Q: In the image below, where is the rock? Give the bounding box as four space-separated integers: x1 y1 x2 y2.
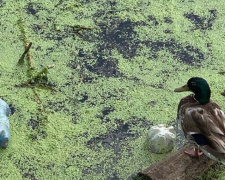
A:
147 124 176 154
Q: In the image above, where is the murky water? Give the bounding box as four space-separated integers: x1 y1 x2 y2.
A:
0 0 225 179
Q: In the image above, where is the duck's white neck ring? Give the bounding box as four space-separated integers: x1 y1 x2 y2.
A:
192 94 199 103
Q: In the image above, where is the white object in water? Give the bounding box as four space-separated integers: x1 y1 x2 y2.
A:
147 124 175 154
0 99 10 149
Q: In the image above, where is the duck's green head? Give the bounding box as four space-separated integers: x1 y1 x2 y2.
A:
174 77 211 104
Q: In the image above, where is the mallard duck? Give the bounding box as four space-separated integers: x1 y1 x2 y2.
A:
174 77 225 164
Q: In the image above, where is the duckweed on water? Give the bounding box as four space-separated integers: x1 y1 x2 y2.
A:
1 0 225 179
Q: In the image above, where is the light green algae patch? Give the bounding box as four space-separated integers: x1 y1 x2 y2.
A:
0 0 225 179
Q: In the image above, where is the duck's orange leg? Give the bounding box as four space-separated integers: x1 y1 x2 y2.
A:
184 147 203 157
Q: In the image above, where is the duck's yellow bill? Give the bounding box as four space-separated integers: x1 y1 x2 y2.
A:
174 84 190 92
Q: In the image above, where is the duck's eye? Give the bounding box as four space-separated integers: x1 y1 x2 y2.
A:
191 81 196 86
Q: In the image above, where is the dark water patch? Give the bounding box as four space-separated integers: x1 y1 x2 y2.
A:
184 10 217 30
148 15 159 26
85 56 121 77
109 21 135 46
148 101 157 107
86 121 135 151
94 8 141 57
69 44 123 78
82 162 120 180
27 113 48 130
164 29 172 34
28 118 39 130
44 31 69 41
27 114 48 141
70 19 138 78
150 83 164 89
70 55 122 79
29 129 47 141
15 157 38 180
87 117 152 151
71 112 80 124
164 17 173 24
54 0 64 7
70 13 162 78
96 105 115 122
102 106 114 116
70 7 209 77
22 172 37 180
84 117 152 178
26 3 41 15
47 100 69 112
82 161 108 177
161 70 172 78
99 20 138 59
109 0 117 7
27 3 37 15
8 104 15 115
78 93 88 103
0 0 5 7
108 173 120 180
81 76 95 83
32 24 43 34
45 163 55 171
78 49 85 57
144 39 204 65
33 23 89 41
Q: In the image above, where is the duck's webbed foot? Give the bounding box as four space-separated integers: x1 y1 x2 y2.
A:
184 147 203 157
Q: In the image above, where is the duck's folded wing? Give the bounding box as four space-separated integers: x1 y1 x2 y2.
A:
182 108 210 136
191 108 225 154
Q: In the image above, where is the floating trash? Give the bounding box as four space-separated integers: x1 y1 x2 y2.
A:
0 99 10 149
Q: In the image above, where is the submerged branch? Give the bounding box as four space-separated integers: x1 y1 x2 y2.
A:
27 64 55 84
18 42 32 66
17 17 34 69
16 16 55 105
16 64 55 91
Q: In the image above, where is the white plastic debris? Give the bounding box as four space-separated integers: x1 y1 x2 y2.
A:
0 99 10 149
147 124 176 154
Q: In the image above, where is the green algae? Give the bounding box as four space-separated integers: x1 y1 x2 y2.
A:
0 0 225 179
